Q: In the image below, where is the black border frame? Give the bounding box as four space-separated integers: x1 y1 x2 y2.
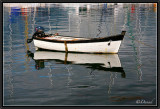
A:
1 1 159 109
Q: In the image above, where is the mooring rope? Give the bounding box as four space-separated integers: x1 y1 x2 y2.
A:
125 35 156 49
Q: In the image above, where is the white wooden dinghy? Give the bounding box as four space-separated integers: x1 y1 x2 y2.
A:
28 30 126 53
27 51 125 77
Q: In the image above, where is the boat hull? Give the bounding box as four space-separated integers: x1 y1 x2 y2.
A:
33 39 122 53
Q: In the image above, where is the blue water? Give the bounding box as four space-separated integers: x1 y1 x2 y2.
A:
3 3 157 106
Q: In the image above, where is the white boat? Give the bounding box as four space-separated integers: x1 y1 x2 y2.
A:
27 51 125 77
28 31 126 54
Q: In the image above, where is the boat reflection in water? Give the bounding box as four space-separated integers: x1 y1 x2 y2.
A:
27 50 125 78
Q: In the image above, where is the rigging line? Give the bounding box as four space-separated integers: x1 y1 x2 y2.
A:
96 7 104 37
126 35 156 49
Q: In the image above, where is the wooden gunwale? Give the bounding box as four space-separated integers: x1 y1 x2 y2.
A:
33 34 124 43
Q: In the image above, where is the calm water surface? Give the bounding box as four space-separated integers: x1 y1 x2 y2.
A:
3 3 157 106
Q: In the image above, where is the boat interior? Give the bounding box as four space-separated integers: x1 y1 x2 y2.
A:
41 35 90 41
